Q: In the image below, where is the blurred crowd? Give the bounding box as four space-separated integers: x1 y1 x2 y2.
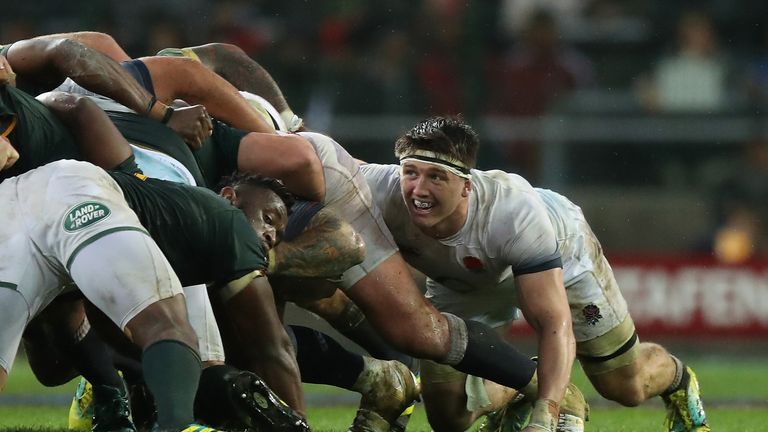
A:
4 0 768 260
7 0 768 117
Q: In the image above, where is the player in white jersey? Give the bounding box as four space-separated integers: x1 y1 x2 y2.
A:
361 116 710 432
0 157 213 432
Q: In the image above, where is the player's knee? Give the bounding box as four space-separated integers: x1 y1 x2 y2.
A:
32 367 78 388
126 296 197 349
27 357 78 387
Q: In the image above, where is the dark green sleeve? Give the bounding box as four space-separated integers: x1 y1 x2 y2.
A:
0 86 79 180
195 120 248 189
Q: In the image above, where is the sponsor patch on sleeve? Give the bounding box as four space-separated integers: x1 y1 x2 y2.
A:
63 201 112 232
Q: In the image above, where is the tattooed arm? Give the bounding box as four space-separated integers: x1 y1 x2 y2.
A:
270 208 365 279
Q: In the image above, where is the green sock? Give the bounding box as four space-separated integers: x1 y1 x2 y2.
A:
142 340 201 429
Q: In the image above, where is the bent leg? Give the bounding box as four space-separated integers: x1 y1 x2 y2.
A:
585 340 674 407
347 254 537 393
0 289 29 392
421 360 514 432
297 288 418 370
70 231 200 430
347 254 451 359
212 277 305 414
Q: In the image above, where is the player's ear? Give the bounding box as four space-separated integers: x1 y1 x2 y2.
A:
219 186 239 206
462 179 472 197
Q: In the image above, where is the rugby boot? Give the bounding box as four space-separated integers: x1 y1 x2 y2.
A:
388 401 416 432
91 380 137 432
477 396 530 432
389 370 420 432
349 359 421 432
194 367 310 432
150 423 226 432
68 377 94 431
478 383 588 432
663 367 710 432
128 382 157 431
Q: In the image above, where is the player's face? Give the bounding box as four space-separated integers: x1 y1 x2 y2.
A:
239 188 289 250
400 160 470 237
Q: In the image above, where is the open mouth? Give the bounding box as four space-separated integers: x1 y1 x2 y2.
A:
412 199 434 212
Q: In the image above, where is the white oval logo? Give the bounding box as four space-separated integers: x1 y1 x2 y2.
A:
63 201 111 232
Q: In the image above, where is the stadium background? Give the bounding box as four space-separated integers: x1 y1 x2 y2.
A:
3 0 768 430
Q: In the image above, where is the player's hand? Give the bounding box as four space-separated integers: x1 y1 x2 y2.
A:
0 56 17 87
0 136 20 171
522 399 558 432
165 104 213 151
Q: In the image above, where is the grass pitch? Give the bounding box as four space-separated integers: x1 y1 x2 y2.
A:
1 354 767 431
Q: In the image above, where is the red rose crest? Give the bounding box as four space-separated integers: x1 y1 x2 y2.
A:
463 256 484 272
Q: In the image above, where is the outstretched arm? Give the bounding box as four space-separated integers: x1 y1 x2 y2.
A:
139 55 275 134
36 91 133 169
7 38 165 119
5 38 211 148
237 132 325 201
32 31 131 62
516 268 575 429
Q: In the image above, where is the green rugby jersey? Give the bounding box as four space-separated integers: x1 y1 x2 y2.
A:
106 112 246 190
0 86 79 181
106 111 208 186
108 171 268 287
195 119 248 188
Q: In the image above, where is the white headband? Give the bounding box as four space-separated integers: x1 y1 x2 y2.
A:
398 150 472 179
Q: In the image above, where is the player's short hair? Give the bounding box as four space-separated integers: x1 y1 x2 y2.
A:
394 116 480 168
219 171 295 213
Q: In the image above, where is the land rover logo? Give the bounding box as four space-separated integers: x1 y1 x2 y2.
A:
63 201 111 232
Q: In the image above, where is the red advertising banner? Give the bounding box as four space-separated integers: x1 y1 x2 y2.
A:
509 255 768 338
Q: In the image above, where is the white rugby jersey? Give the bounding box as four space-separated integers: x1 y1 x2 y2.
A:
362 163 569 326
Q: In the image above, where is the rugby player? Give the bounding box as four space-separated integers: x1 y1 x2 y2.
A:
144 42 590 432
33 34 581 431
0 154 220 432
360 116 710 432
72 96 417 431
0 44 312 429
30 83 416 431
14 91 317 430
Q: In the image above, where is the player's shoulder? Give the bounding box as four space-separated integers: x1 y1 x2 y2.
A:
471 169 538 198
361 163 400 187
296 130 335 143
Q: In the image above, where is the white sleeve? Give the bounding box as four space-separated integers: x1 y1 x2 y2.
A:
360 163 401 216
493 189 561 275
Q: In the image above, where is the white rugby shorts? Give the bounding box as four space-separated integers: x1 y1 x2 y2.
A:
0 160 183 373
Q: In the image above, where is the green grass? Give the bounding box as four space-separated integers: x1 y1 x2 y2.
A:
1 405 768 432
1 356 767 431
